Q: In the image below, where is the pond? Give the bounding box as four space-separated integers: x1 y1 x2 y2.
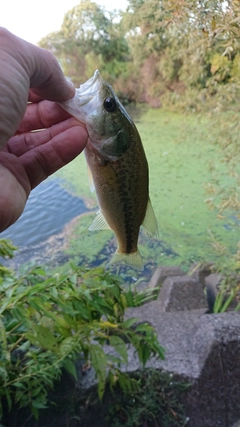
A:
0 178 88 247
1 108 239 272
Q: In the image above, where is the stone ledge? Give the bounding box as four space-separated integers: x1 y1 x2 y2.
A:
156 275 208 312
124 307 240 427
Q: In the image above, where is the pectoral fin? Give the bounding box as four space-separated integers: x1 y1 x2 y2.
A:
89 211 111 231
101 130 130 160
87 164 95 193
142 199 159 238
84 149 95 193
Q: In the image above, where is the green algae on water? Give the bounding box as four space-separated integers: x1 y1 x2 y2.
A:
55 108 239 269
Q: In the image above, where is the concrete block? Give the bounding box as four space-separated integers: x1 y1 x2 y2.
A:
148 265 184 289
157 275 208 311
184 312 240 427
4 305 240 427
125 305 240 427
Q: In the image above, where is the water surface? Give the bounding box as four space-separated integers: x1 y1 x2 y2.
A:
0 178 88 247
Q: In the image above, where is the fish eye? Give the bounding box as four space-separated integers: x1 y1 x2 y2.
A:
103 97 117 113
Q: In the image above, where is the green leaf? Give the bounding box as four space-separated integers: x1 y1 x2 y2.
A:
59 337 75 356
24 333 40 348
0 367 8 382
117 371 138 393
5 318 20 332
50 287 58 299
152 341 165 360
31 325 59 353
235 303 240 311
31 386 42 397
122 317 139 328
72 301 91 320
214 292 224 313
220 289 236 313
18 340 30 352
50 313 72 329
31 405 39 420
32 400 47 409
11 306 28 321
139 344 151 367
109 336 128 364
70 274 77 285
105 354 122 365
5 387 11 411
134 322 153 332
90 344 107 400
29 297 46 311
31 267 46 276
13 382 26 389
63 358 77 379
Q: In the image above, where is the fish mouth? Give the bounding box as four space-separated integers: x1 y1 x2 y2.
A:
77 69 101 105
58 69 102 121
79 70 100 93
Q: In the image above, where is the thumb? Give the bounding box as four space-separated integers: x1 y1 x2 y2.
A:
28 46 76 102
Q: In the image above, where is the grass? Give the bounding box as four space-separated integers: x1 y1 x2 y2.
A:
54 107 239 273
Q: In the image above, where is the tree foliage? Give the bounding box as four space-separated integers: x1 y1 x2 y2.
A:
120 0 240 107
39 0 240 107
39 0 129 85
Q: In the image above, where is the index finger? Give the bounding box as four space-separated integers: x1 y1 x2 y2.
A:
16 100 72 134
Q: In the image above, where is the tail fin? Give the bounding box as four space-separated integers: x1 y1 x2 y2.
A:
107 250 144 271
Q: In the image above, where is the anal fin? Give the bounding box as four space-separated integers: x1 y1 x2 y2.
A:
142 199 159 238
89 211 111 231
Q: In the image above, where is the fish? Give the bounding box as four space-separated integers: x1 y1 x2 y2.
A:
59 70 158 270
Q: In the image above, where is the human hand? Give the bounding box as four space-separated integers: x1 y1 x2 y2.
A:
0 28 88 232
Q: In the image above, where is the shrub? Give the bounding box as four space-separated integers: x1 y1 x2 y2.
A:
0 241 164 422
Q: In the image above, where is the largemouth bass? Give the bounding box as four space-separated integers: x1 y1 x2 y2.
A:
60 70 158 270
